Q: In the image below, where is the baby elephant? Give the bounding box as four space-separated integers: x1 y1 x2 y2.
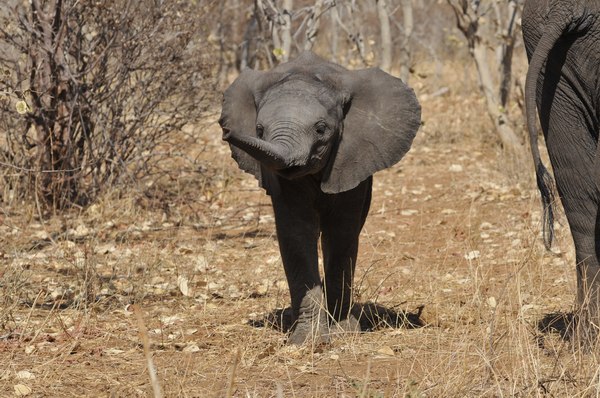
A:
219 51 421 344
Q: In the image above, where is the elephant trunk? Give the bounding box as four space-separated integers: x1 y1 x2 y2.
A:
223 131 292 171
524 16 569 250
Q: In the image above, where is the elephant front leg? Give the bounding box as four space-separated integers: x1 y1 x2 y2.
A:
320 233 361 336
320 178 372 334
271 189 328 345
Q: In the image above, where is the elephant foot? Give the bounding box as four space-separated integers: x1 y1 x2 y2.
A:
287 319 329 345
574 264 600 350
327 315 361 339
287 286 329 345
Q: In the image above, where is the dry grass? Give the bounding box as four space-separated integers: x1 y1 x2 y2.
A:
1 62 600 397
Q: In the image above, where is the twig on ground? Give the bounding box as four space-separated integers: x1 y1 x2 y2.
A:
225 348 241 398
132 304 163 398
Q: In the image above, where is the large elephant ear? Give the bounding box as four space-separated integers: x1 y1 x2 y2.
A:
219 69 274 187
321 68 421 194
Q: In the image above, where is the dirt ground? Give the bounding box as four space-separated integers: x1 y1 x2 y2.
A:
2 69 600 397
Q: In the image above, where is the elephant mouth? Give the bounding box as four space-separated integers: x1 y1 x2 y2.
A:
276 165 309 179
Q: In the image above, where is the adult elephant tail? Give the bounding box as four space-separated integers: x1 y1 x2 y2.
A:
524 16 568 250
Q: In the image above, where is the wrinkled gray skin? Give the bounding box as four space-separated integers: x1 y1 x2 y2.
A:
219 52 421 344
523 0 600 345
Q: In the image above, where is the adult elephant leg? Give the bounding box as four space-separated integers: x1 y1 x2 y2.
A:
541 71 600 346
271 179 327 345
570 148 600 346
575 237 600 346
320 177 373 333
561 196 600 346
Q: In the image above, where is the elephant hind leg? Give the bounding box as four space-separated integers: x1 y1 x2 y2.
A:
540 76 600 348
575 262 600 348
572 209 600 349
560 204 600 348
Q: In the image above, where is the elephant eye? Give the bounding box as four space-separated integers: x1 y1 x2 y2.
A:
256 124 264 138
315 121 327 135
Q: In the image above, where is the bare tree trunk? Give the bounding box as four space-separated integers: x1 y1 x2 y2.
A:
215 1 229 86
447 0 525 160
281 0 293 61
333 1 367 65
240 13 260 70
329 4 340 62
255 0 278 68
399 0 413 82
471 43 521 155
494 0 519 107
376 0 392 72
304 0 326 51
29 0 78 207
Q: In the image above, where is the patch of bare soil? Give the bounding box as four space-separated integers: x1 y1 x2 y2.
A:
1 89 598 397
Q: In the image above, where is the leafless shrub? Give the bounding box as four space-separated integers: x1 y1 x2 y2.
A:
0 0 216 210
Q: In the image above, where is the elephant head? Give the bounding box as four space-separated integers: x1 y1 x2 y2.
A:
219 51 421 194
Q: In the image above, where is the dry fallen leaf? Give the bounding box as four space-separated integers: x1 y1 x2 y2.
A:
160 315 182 325
401 209 419 216
464 250 481 260
183 343 200 353
376 346 396 356
178 275 192 297
14 384 32 396
178 246 194 254
194 255 210 272
16 370 35 380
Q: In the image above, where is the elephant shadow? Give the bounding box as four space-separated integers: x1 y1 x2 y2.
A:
536 312 575 345
248 302 425 333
